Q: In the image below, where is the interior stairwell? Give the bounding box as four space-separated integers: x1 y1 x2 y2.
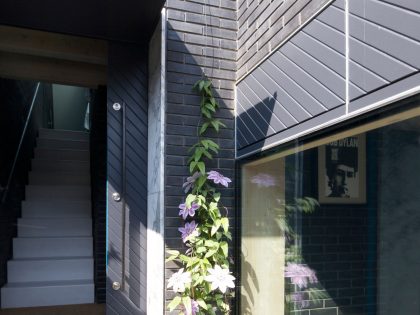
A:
1 128 94 309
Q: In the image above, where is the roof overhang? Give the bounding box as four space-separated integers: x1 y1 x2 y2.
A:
0 0 166 43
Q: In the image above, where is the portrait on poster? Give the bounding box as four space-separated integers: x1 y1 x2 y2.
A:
318 134 366 204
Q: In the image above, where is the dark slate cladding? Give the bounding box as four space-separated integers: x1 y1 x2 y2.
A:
236 0 420 158
165 0 237 312
236 1 346 156
346 0 420 110
89 86 107 303
107 42 148 315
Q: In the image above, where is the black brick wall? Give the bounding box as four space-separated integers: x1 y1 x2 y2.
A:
164 0 237 312
285 143 377 315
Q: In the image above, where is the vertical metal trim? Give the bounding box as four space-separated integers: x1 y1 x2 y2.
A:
345 0 350 115
121 101 127 290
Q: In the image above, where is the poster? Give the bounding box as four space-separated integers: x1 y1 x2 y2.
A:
318 134 366 204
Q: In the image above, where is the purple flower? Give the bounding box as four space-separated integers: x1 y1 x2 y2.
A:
284 263 318 289
251 173 277 187
179 202 199 220
291 292 309 309
178 221 199 243
182 172 201 193
181 299 199 315
191 300 199 314
207 170 231 187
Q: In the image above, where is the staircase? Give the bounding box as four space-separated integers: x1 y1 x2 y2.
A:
1 128 94 309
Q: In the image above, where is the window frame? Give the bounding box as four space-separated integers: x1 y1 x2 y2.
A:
234 94 420 314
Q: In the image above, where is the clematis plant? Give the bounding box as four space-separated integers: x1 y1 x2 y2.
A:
166 79 235 314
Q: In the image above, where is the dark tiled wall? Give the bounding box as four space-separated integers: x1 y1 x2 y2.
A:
285 146 377 315
164 0 237 312
237 0 331 79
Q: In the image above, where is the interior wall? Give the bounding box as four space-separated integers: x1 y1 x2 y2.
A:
378 125 420 315
52 84 88 131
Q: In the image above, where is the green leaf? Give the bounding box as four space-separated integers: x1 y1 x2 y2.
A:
185 194 196 207
182 296 192 314
204 240 218 248
166 250 180 256
220 241 228 257
199 80 205 91
221 217 229 233
200 122 210 135
211 219 221 236
205 249 217 258
197 246 207 253
196 299 208 310
201 108 212 119
197 162 205 175
190 161 197 173
179 254 191 263
205 103 216 112
167 296 181 312
196 175 206 191
202 149 212 159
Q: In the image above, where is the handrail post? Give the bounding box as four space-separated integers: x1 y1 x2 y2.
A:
1 82 41 204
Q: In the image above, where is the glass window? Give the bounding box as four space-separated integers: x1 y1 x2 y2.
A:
240 106 420 315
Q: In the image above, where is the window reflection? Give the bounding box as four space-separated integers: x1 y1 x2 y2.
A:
241 111 420 315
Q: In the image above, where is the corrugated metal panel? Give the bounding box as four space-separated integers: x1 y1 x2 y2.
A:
236 0 420 157
107 42 148 314
236 2 346 153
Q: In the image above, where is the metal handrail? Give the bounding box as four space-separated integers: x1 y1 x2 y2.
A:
1 82 41 204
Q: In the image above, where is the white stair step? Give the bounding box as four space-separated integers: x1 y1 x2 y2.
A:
22 201 91 218
37 138 89 150
25 185 91 201
7 257 93 283
1 280 94 308
13 237 93 259
39 128 90 141
29 171 90 185
18 218 92 237
31 159 90 172
34 147 89 161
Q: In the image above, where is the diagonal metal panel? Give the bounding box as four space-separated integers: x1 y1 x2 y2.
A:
348 0 420 101
236 0 420 156
107 42 148 314
236 2 346 153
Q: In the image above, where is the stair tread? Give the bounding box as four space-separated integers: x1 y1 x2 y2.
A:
3 279 93 288
17 236 91 239
39 128 89 134
10 256 93 262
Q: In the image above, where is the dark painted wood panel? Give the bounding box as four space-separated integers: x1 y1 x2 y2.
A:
107 42 148 314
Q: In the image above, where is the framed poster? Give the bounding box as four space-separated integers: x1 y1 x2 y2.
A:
318 134 366 204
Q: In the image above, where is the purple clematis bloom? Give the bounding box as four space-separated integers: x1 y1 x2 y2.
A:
178 221 199 243
284 263 318 289
207 170 232 187
181 299 199 315
179 202 199 220
291 292 310 309
191 300 199 314
182 172 201 193
250 173 277 187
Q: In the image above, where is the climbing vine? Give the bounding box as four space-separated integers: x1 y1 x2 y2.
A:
166 79 235 315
